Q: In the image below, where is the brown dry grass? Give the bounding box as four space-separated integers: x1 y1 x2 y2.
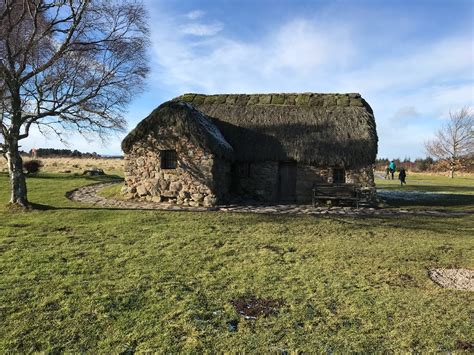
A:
0 156 124 176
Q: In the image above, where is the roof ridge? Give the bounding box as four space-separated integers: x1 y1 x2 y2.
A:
173 92 369 109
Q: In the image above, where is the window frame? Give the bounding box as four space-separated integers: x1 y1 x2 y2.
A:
160 150 177 169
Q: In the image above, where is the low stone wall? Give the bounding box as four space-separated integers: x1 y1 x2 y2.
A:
123 129 231 207
345 166 375 188
346 166 376 201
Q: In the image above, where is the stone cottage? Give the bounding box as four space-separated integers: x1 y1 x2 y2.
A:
121 93 378 207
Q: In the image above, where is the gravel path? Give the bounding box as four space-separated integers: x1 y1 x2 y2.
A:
65 182 473 217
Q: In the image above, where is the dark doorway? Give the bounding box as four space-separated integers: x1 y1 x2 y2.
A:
278 162 297 202
333 168 346 184
230 162 251 194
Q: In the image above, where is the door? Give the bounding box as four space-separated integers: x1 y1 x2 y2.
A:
278 162 297 202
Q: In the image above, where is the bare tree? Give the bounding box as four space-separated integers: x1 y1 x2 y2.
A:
425 107 473 178
0 0 149 207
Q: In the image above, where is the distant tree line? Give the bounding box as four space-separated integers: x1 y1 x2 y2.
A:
28 148 100 158
375 157 473 173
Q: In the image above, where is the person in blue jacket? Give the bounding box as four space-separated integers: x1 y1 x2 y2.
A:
389 160 396 180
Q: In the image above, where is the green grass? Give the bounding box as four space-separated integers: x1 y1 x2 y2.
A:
376 173 474 193
375 173 474 211
1 173 473 352
97 182 126 200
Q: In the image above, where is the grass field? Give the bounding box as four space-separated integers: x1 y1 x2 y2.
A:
0 156 124 176
1 168 473 352
375 172 474 211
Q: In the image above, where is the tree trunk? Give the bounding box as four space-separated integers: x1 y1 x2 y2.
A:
6 139 29 207
449 165 455 179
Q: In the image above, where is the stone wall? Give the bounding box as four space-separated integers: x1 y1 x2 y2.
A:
345 166 375 188
231 161 279 201
123 126 231 207
345 165 376 202
230 162 375 203
296 165 329 202
125 132 375 206
296 165 376 202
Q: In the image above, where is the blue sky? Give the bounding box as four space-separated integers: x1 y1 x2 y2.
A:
26 0 474 159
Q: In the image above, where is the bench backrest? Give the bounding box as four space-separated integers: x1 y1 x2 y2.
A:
313 184 358 197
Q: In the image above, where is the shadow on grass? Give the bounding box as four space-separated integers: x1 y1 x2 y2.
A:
27 173 123 182
30 205 217 213
28 202 57 211
382 195 474 209
377 185 474 193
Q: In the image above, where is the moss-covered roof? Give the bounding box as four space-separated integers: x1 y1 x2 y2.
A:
174 93 372 113
170 93 377 167
123 93 378 167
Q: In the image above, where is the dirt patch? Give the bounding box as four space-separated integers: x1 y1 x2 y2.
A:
230 296 284 319
399 273 414 282
428 268 474 291
457 340 474 350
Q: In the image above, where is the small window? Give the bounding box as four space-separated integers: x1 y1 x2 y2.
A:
333 168 345 184
161 150 177 169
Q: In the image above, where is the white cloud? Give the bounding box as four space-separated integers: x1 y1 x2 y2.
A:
180 9 222 37
180 22 223 37
149 17 358 93
185 10 205 20
339 37 474 95
392 106 420 121
149 10 473 99
18 3 474 158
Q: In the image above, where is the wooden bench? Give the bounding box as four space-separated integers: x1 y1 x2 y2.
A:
312 183 361 208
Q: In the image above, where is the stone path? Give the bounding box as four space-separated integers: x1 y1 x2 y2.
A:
66 182 473 217
428 268 474 291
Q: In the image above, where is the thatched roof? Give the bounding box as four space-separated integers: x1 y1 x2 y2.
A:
122 101 233 159
170 93 377 168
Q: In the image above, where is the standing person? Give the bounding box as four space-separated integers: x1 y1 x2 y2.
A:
389 160 396 180
399 167 406 186
385 165 390 179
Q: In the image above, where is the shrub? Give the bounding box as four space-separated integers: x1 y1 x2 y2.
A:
23 160 43 174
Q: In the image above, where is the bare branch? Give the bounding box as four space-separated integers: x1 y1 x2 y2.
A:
1 0 149 137
1 0 149 204
19 2 89 84
425 106 474 177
